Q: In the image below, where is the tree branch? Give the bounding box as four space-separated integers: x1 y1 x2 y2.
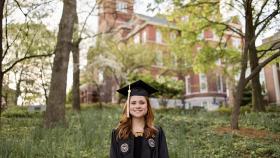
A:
258 41 280 59
3 53 53 74
13 0 27 17
245 49 280 84
254 0 269 26
79 1 98 39
224 1 245 17
198 15 244 38
255 8 280 39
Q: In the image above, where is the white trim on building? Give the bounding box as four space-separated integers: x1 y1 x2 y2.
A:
199 73 208 93
156 29 162 43
185 75 191 95
272 64 280 103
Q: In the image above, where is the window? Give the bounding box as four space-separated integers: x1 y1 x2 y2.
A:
232 37 241 48
202 101 208 108
156 29 162 43
170 32 176 40
199 73 208 93
98 69 104 83
216 75 223 93
116 2 127 13
185 75 191 95
259 69 267 94
142 31 147 43
155 51 163 66
134 34 140 43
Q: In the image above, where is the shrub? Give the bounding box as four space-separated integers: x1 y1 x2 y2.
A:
217 106 232 115
2 106 41 118
266 104 280 112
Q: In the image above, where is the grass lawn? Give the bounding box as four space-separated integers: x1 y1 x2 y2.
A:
0 104 280 158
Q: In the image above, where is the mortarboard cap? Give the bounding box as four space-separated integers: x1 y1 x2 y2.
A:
117 80 158 118
117 80 158 97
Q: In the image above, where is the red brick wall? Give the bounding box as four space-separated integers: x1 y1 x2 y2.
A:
146 25 156 41
264 65 276 102
98 0 134 33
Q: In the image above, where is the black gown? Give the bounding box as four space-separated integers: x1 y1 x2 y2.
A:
110 126 169 158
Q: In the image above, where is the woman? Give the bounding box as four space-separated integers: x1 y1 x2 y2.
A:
110 80 169 158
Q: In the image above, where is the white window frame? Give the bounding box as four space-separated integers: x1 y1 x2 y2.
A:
232 37 241 48
142 31 147 43
199 73 208 93
185 75 191 95
134 34 140 43
98 69 104 83
116 1 127 13
259 69 267 94
156 29 162 43
216 75 223 93
201 101 208 108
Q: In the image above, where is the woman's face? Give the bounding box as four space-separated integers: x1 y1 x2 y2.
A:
129 96 148 118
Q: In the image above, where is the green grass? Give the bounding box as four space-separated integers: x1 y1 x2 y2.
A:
0 105 280 158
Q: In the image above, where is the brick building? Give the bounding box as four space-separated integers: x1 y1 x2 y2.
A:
261 32 280 104
80 0 280 108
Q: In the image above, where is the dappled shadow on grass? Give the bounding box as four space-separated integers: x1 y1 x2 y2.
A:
214 127 280 139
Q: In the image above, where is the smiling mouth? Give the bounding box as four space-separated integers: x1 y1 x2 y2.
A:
134 110 143 112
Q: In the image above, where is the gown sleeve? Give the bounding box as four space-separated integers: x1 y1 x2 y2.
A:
158 127 169 158
110 129 119 158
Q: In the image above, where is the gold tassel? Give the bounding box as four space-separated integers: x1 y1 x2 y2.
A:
126 84 131 118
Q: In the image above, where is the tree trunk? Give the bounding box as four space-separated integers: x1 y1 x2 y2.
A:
231 0 255 130
14 69 23 106
251 74 266 111
72 42 80 111
231 82 244 129
44 0 77 128
71 11 80 112
0 0 6 129
249 46 265 111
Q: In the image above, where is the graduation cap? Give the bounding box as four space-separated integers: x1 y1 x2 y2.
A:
117 80 158 118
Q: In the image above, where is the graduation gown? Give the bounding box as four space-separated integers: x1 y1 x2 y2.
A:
110 126 169 158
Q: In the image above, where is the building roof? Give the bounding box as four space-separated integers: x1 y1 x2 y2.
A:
134 13 177 29
261 31 280 49
122 13 178 40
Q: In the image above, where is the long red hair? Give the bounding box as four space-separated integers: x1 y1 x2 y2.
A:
116 97 158 140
